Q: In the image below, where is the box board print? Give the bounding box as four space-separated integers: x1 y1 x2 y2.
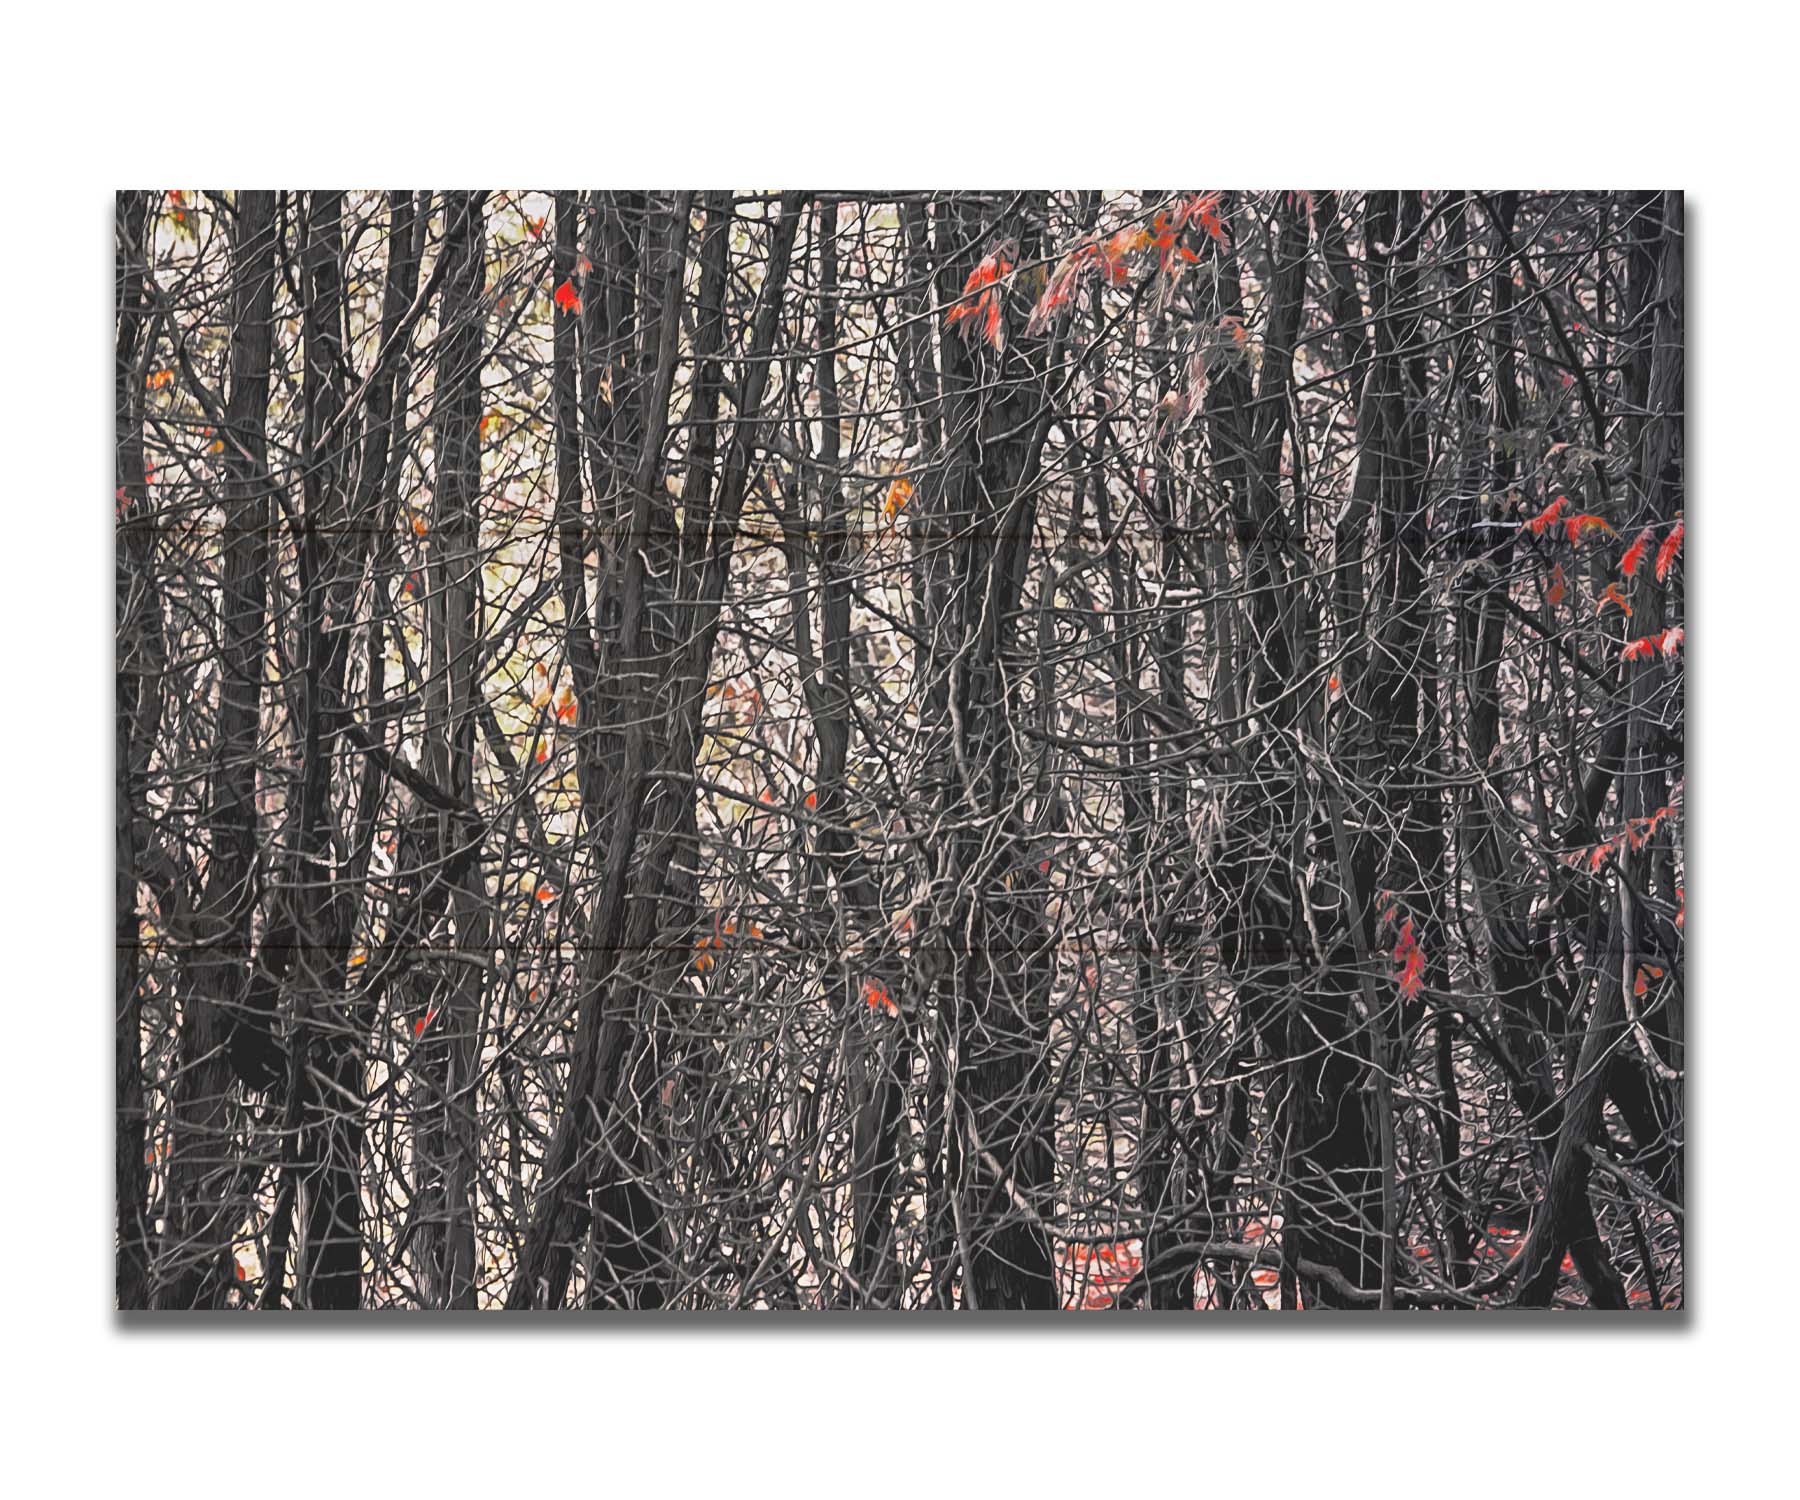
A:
115 190 1683 1311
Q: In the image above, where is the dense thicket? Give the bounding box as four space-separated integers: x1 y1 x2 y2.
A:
115 189 1683 1310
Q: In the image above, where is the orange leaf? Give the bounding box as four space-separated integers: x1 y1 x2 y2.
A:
1546 563 1567 607
1597 582 1631 617
555 687 578 723
411 513 429 537
146 368 174 390
535 883 556 902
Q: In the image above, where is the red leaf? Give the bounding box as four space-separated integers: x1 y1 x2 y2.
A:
1620 526 1654 577
1655 519 1684 583
1191 193 1227 244
1526 495 1570 537
1562 512 1612 546
553 279 583 315
1546 563 1567 607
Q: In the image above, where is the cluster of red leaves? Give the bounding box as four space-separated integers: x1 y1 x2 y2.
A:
413 1001 441 1039
1617 516 1683 589
1031 195 1228 337
863 977 897 1016
1376 893 1426 1000
943 246 1015 353
1562 801 1679 874
1621 626 1683 663
1061 1238 1144 1310
1526 494 1613 545
1150 192 1226 273
1025 235 1134 336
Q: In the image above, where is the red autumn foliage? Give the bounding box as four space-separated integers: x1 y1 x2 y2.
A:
1563 512 1612 545
1655 519 1684 583
1621 627 1683 663
1526 495 1570 537
943 246 1015 353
